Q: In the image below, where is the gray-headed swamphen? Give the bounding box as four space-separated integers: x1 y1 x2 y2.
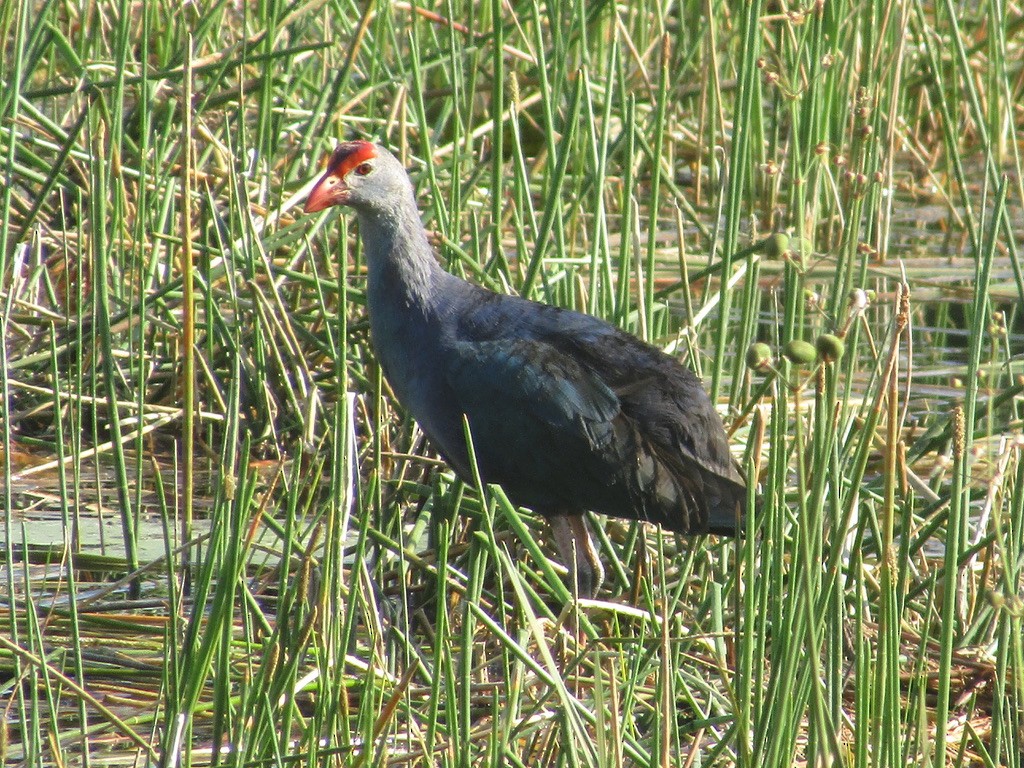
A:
305 141 746 597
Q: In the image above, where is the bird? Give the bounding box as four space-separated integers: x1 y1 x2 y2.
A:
305 141 746 598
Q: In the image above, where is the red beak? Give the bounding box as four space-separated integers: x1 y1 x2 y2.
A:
304 172 347 213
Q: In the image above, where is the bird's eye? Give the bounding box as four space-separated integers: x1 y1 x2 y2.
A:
354 162 373 176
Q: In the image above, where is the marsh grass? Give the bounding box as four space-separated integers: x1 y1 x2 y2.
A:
1 0 1023 766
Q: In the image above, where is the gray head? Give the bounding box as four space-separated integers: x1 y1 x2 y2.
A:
304 142 414 218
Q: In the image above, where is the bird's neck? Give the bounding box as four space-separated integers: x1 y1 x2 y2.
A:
357 197 457 416
358 200 444 314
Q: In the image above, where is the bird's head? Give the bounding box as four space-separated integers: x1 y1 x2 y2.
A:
304 141 410 216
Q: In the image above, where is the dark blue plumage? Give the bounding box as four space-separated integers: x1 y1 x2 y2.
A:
306 141 746 596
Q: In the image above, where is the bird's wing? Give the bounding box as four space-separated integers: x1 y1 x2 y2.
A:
523 324 746 530
553 330 744 480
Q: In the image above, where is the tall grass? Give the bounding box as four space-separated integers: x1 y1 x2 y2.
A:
1 0 1022 766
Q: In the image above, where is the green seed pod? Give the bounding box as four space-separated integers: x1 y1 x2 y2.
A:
764 233 790 259
746 342 773 372
815 334 845 363
783 339 817 366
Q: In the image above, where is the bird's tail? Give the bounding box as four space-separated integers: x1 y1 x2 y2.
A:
703 469 748 536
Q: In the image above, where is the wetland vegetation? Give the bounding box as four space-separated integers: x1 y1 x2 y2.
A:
1 0 1022 765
